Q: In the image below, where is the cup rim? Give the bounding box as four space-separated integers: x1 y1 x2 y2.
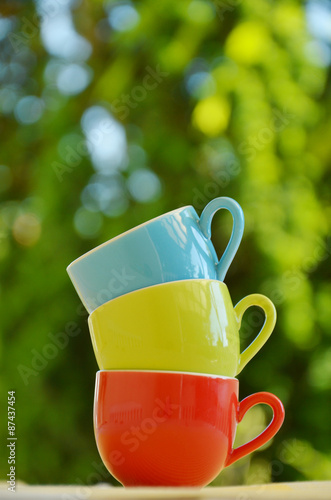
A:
96 369 237 381
67 205 194 271
88 278 228 319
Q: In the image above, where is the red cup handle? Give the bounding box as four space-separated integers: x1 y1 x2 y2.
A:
225 392 285 467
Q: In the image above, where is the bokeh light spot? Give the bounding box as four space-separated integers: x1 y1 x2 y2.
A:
193 95 231 136
74 207 103 239
108 3 140 32
1 202 20 228
186 71 216 98
81 183 112 212
0 16 13 41
57 63 92 95
127 168 162 203
0 87 18 114
306 0 331 44
40 11 92 61
309 349 331 390
283 300 315 349
14 96 44 125
12 213 42 247
80 174 129 218
225 22 271 65
187 0 215 24
305 40 331 67
127 144 147 166
81 106 127 173
161 39 191 72
102 197 129 218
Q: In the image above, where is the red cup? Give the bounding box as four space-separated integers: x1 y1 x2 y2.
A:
94 370 285 487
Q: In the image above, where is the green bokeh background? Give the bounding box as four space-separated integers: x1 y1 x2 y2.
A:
0 0 330 487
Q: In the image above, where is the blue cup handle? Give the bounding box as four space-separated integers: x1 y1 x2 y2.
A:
198 197 245 281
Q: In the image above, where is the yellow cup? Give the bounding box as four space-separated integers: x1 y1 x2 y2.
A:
88 280 276 377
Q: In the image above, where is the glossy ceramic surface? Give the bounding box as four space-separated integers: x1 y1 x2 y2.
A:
88 280 276 377
94 370 285 487
67 197 244 312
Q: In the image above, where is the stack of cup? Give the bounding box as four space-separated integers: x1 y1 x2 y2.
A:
67 197 285 487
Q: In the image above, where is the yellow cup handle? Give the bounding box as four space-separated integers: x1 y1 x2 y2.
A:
235 294 276 375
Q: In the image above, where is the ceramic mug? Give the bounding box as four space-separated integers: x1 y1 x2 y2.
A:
94 370 285 487
67 197 244 312
88 280 276 377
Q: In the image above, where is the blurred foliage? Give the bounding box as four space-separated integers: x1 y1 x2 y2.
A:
0 0 330 487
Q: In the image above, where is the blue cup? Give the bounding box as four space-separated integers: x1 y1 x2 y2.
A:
67 197 244 312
